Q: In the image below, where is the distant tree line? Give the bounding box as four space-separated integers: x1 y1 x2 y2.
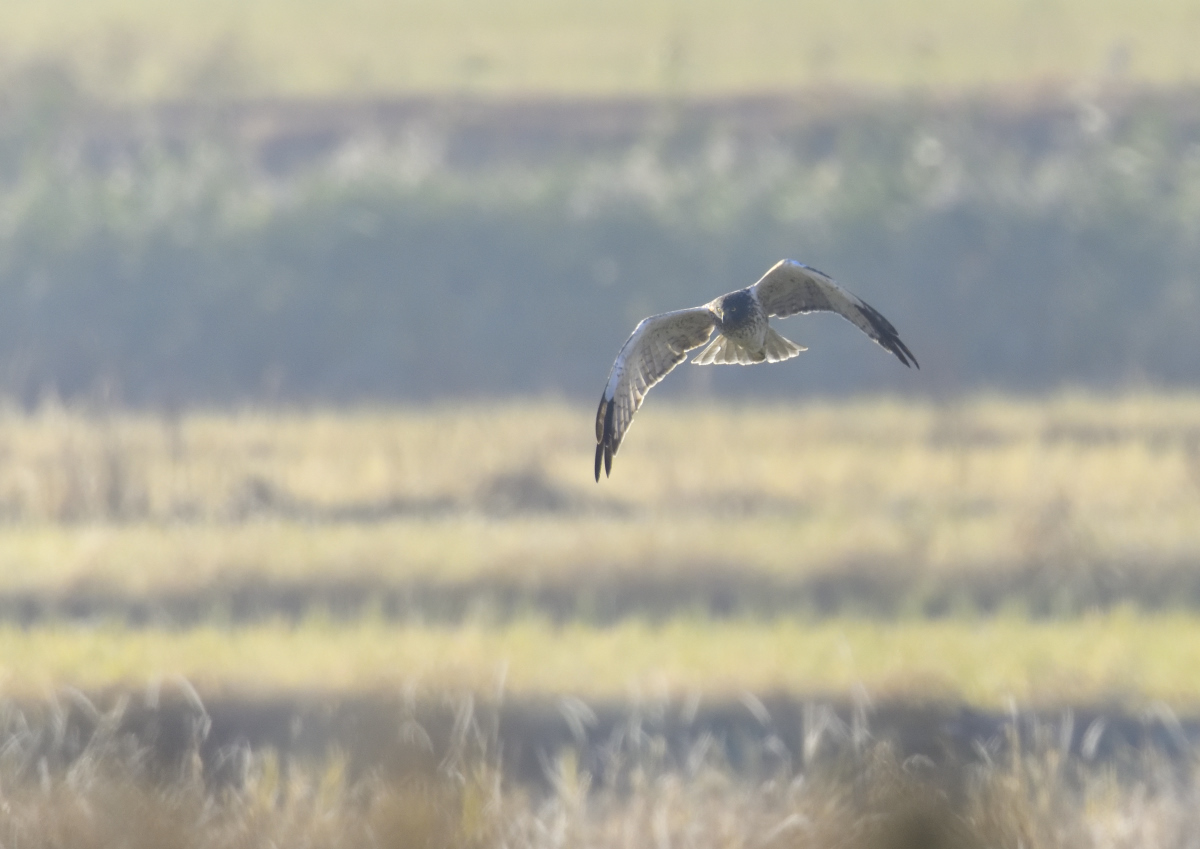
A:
0 79 1199 405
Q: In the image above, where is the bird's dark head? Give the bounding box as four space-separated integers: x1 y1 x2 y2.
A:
719 290 755 324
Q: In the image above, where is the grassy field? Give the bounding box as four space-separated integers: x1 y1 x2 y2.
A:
3 0 1200 99
0 612 1196 708
0 394 1197 842
0 719 1189 849
0 393 1193 707
0 394 1196 614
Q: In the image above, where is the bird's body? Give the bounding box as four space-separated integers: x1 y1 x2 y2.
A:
710 290 767 355
595 259 918 480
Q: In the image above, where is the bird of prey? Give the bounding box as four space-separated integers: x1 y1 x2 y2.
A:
595 259 918 480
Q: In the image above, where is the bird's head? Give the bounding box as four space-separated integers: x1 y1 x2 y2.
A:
720 290 755 323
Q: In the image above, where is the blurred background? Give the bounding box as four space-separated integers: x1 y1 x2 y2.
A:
2 1 1200 844
2 0 1200 403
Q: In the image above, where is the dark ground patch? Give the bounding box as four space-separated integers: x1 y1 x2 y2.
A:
5 553 1200 627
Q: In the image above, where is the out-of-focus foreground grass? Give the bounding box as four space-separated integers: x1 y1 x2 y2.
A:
0 715 1189 849
3 0 1200 99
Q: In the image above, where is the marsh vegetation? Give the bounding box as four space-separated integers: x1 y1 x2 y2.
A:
0 395 1196 621
4 3 1200 842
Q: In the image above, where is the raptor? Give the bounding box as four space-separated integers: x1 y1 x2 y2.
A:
594 259 918 480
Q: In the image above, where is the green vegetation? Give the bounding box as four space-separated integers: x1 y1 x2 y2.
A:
3 0 1200 98
2 85 1200 401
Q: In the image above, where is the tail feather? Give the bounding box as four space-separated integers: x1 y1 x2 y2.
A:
762 326 806 363
692 329 806 366
692 335 760 365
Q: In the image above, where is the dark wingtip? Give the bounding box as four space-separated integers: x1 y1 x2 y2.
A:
860 302 918 369
891 333 919 369
594 394 617 481
594 396 608 482
603 400 616 478
594 396 607 443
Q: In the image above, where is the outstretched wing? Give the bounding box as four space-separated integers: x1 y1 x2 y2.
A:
751 259 919 368
595 307 717 480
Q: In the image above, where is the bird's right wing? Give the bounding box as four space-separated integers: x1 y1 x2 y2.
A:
595 307 717 480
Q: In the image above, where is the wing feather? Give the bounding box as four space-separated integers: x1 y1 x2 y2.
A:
595 307 717 480
751 259 919 368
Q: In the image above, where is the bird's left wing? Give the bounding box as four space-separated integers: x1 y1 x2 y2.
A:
751 259 918 368
595 307 717 480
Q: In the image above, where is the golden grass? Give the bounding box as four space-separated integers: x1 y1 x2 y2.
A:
0 727 1180 849
0 393 1196 598
1 394 1197 843
0 749 479 849
3 0 1200 99
0 611 1197 709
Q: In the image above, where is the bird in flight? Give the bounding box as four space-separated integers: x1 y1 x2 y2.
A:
595 259 918 480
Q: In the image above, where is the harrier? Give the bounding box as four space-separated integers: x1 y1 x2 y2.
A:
595 259 918 480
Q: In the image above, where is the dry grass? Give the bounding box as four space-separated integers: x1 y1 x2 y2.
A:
0 394 1196 608
0 397 1196 841
0 692 1194 849
0 394 1194 724
0 394 1196 842
4 0 1200 98
0 745 477 849
0 611 1196 708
